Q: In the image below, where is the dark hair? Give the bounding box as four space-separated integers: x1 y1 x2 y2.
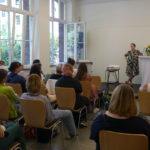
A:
75 63 88 81
131 43 136 47
30 63 41 77
0 60 5 65
32 59 41 64
67 58 75 66
9 62 22 72
0 69 7 83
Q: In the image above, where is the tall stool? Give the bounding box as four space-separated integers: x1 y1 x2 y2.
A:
105 66 120 94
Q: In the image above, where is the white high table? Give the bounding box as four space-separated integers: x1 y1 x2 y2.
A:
139 56 150 87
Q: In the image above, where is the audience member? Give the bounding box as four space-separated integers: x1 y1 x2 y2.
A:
0 123 26 150
7 62 27 92
21 74 76 137
0 60 7 70
56 64 89 109
0 69 19 119
140 83 150 92
67 58 77 77
75 63 98 98
90 84 150 150
50 64 63 80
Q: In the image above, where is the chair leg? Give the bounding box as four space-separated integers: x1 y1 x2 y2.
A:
77 111 82 128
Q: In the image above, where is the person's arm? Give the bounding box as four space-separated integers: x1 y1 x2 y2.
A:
124 52 129 62
75 80 82 94
7 87 19 102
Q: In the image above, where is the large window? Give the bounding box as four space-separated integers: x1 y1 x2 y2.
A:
49 0 65 65
0 0 34 66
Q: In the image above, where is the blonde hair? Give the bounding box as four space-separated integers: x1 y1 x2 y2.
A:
26 74 41 94
108 84 137 117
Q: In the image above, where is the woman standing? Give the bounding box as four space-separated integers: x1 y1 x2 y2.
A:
125 43 142 84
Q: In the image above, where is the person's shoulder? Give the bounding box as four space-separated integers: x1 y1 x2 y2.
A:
130 116 150 126
20 93 28 99
3 86 14 92
93 112 105 123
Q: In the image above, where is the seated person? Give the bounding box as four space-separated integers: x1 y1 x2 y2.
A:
32 59 45 80
50 64 63 80
7 62 27 92
0 69 19 120
75 63 98 98
0 123 26 150
67 58 77 77
29 63 48 95
140 83 150 92
90 84 150 150
56 64 90 109
21 74 76 137
0 60 7 70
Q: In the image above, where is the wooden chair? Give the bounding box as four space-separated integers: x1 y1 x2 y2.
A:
20 99 63 143
5 83 22 97
91 76 101 89
100 130 148 150
139 91 150 115
0 95 22 122
55 87 87 128
80 81 92 99
9 142 21 150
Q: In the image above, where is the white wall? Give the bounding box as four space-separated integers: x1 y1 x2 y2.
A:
73 0 150 83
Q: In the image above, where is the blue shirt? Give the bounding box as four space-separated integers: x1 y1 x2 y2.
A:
90 113 150 150
7 72 27 92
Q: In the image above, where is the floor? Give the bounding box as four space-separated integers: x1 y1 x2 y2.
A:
26 114 96 150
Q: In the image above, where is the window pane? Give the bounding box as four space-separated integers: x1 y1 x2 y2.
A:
54 0 59 18
25 16 33 41
14 40 22 62
0 40 10 66
60 1 65 20
22 0 31 11
0 0 7 5
0 11 9 39
24 41 32 65
59 23 64 62
49 0 52 17
15 14 23 40
67 24 75 59
12 0 20 8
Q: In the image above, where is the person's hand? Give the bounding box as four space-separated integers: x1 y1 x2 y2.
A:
0 125 6 138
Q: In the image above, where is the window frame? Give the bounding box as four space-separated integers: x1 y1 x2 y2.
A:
0 0 35 66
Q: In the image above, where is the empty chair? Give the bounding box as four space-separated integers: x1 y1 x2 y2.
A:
5 83 22 97
99 130 148 150
55 87 87 128
139 91 150 115
20 99 63 143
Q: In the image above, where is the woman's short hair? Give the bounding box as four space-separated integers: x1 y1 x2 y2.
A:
67 58 75 66
56 64 62 74
108 84 137 117
0 69 7 83
30 63 42 77
8 62 22 72
26 74 41 94
32 59 41 64
131 43 136 47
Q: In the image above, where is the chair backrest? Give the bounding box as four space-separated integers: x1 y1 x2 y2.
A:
55 87 76 109
91 76 101 89
100 130 148 150
80 81 91 99
20 99 46 128
139 91 150 115
0 95 10 121
46 79 57 95
5 83 22 97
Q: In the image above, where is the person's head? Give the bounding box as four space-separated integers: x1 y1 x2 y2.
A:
75 63 88 80
0 69 8 83
30 63 42 78
32 59 41 64
131 43 136 51
0 61 5 66
26 74 41 94
108 84 137 118
67 58 75 66
62 64 73 77
8 62 22 73
56 64 62 75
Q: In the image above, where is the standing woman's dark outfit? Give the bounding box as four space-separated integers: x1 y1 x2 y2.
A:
125 50 142 78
